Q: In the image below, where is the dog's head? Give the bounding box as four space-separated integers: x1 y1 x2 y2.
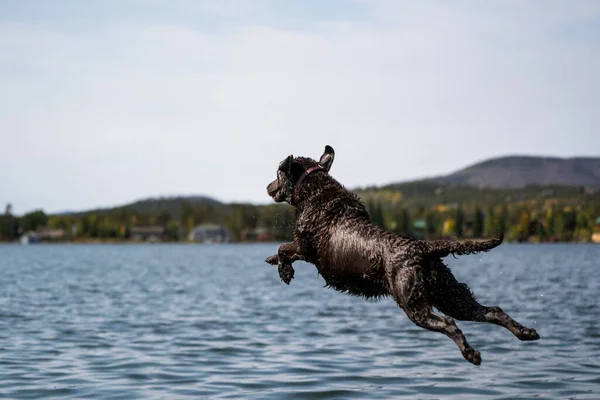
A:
266 145 335 204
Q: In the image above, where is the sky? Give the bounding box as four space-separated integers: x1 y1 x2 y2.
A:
1 0 599 214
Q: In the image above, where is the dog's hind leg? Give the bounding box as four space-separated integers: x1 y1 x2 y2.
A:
391 267 481 365
405 306 481 365
430 264 540 341
480 306 539 341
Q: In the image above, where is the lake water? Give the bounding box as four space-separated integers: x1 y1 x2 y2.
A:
0 243 599 399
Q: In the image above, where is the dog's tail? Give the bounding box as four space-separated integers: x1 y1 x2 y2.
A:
424 233 504 258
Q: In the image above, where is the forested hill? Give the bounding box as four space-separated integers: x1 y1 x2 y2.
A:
54 155 600 218
5 155 600 244
404 155 600 189
58 195 223 219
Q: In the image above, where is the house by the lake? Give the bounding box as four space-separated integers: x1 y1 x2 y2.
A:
20 227 66 244
130 225 165 242
411 219 427 239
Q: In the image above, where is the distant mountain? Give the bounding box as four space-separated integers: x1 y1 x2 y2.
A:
52 156 600 219
415 155 600 189
62 195 222 218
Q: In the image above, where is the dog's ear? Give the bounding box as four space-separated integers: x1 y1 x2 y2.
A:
318 145 335 172
279 155 293 174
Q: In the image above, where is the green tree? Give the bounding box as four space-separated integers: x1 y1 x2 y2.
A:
517 209 531 241
473 207 484 238
166 220 180 241
1 203 17 241
368 200 385 229
576 209 591 231
425 211 437 237
226 204 245 242
562 208 577 241
497 204 509 235
376 201 385 229
97 218 117 239
242 205 259 232
81 214 99 237
535 218 547 242
19 210 48 232
157 209 171 227
394 207 411 235
180 201 194 225
553 208 575 241
546 207 556 238
555 209 566 240
483 206 496 237
454 206 464 238
415 205 426 219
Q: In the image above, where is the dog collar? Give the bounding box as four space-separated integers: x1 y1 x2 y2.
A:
293 165 325 204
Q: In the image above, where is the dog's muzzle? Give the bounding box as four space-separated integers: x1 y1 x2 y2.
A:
267 180 283 201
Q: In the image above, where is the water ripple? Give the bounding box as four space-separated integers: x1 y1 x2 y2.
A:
0 243 599 399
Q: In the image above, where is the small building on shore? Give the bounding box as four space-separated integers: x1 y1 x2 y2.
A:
130 225 166 242
20 227 66 244
411 219 427 239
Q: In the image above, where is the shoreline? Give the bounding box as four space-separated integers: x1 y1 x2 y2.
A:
1 240 597 245
0 240 282 245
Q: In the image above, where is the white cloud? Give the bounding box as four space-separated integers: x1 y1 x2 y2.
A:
1 1 599 213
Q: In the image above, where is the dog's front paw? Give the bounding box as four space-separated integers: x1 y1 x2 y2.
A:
265 254 279 265
516 327 540 341
278 263 295 285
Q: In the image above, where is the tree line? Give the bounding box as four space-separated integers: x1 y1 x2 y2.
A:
364 199 599 243
2 186 600 243
0 201 296 243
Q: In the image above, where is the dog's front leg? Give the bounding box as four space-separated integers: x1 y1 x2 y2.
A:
265 241 304 285
265 242 304 265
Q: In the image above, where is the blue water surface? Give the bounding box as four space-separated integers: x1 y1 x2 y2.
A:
0 243 599 399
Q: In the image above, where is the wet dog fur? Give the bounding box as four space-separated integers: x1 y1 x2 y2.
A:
265 145 540 365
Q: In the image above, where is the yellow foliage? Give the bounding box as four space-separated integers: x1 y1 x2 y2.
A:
379 190 403 204
442 219 455 235
518 212 530 234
